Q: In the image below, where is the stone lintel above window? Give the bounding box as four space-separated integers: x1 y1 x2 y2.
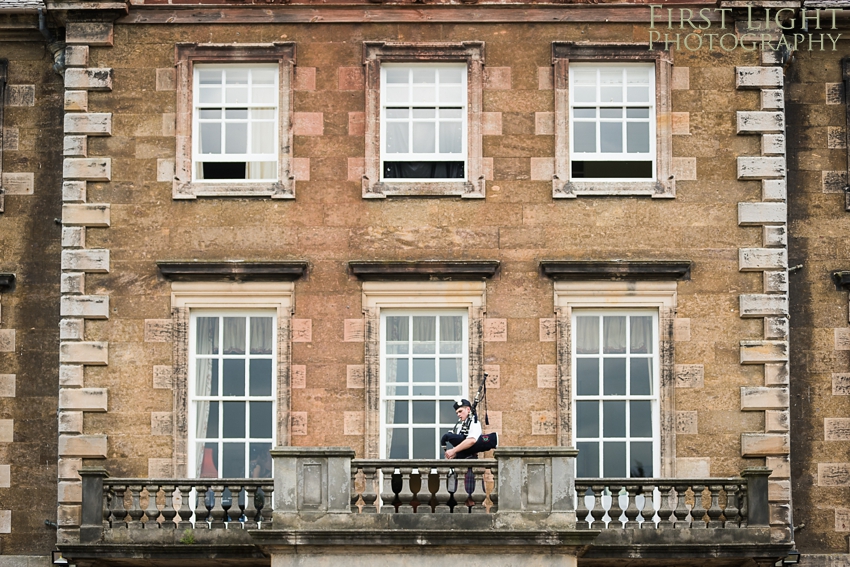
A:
362 41 485 200
0 274 15 292
551 42 674 200
157 260 307 282
349 260 499 281
540 260 691 281
173 42 296 201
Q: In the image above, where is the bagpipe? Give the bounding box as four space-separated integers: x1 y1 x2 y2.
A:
468 373 498 453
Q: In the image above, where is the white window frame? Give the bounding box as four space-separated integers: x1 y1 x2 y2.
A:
568 63 656 183
192 63 280 184
173 43 295 200
379 309 469 459
551 42 674 199
379 63 468 183
571 309 660 479
554 280 677 478
170 281 294 477
188 310 277 479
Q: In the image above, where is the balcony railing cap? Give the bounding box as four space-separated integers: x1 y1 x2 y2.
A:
271 446 356 458
78 467 110 477
493 447 578 458
740 466 772 478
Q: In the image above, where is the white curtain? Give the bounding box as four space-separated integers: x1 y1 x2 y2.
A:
195 317 217 476
603 316 627 354
630 316 652 354
223 317 246 354
575 316 599 354
250 317 273 354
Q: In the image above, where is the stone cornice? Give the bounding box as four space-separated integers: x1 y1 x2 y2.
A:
540 260 692 280
349 260 499 280
157 261 308 282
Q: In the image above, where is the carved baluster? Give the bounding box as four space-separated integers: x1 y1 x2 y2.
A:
127 484 145 529
102 484 113 530
351 467 364 513
723 483 741 528
482 467 496 513
623 484 640 529
361 466 379 513
707 483 724 528
110 484 128 528
589 484 606 529
144 485 161 528
259 482 274 528
410 469 426 513
160 484 177 529
672 483 690 528
379 467 396 514
469 467 487 514
433 467 452 514
607 485 624 528
691 484 707 528
738 483 748 528
639 484 657 528
175 484 193 529
208 484 227 528
655 483 674 528
397 467 414 513
446 467 459 513
575 484 590 529
253 486 266 525
228 484 245 524
194 485 210 528
242 485 258 529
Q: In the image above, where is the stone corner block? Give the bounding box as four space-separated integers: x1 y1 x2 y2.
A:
59 435 108 458
736 67 782 89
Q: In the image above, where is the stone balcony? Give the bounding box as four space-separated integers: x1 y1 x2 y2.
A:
61 447 793 567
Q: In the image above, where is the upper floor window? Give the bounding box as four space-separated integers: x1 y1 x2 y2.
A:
190 311 276 479
194 64 278 182
569 64 655 181
381 64 467 182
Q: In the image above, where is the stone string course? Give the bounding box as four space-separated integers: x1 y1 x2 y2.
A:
735 56 791 543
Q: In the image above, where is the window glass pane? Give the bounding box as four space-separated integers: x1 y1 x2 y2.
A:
600 122 623 153
252 87 275 105
387 359 409 383
249 359 272 396
412 401 436 424
412 316 436 353
199 123 221 155
576 401 599 438
412 68 435 83
600 108 622 118
440 401 456 424
573 86 596 103
603 317 627 354
412 359 435 383
600 86 622 103
385 68 408 83
388 428 409 458
440 316 463 353
222 402 246 438
630 442 653 477
198 442 219 477
198 87 221 104
253 68 275 84
387 385 408 396
576 317 600 354
197 401 219 438
627 86 650 103
386 316 409 354
440 86 463 103
199 69 221 84
225 123 248 154
412 429 436 459
249 443 272 478
385 122 409 154
572 68 597 85
252 121 275 155
439 358 461 382
574 108 596 119
222 443 246 478
412 86 436 104
413 109 435 119
603 400 626 437
226 109 248 119
576 442 599 478
440 384 461 396
222 359 245 396
630 401 653 437
412 385 435 396
627 123 650 154
250 401 273 438
199 109 221 119
630 316 653 353
389 401 408 424
439 122 463 154
250 317 273 354
626 67 650 83
440 67 464 83
603 442 627 477
627 108 649 118
600 69 622 85
226 68 249 84
224 317 247 354
630 358 652 396
573 123 596 153
196 359 217 396
412 122 436 153
386 86 408 104
196 317 219 355
226 87 249 104
576 359 599 396
603 358 626 395
210 363 219 396
386 108 408 119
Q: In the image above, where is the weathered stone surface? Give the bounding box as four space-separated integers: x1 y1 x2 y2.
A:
292 319 312 342
676 411 698 434
63 158 111 181
64 91 88 112
63 181 86 203
58 435 107 458
60 318 84 340
292 365 306 388
153 366 173 389
5 85 35 106
763 271 788 293
61 249 109 273
763 226 787 247
825 418 850 441
59 388 108 412
741 433 790 456
762 179 786 201
736 66 783 89
676 365 705 388
741 387 789 410
344 319 364 342
819 463 850 486
65 46 89 67
762 134 785 155
0 330 15 353
65 22 113 46
0 375 15 398
676 457 710 477
531 411 556 435
737 111 784 134
64 113 112 136
150 412 173 436
833 374 850 395
347 365 364 389
144 319 171 342
484 319 507 341
835 328 850 351
740 340 788 363
739 248 787 271
59 365 84 387
737 157 785 179
765 410 789 432
537 365 556 389
64 68 114 91
761 89 784 110
539 318 556 342
148 458 173 478
62 204 110 227
2 173 34 195
739 294 788 318
291 412 307 436
764 317 789 340
64 135 87 157
0 420 13 443
483 365 500 388
58 411 83 433
344 412 364 435
61 273 85 295
59 342 108 365
60 295 108 319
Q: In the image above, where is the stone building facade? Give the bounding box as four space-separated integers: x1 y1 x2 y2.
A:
0 0 848 564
